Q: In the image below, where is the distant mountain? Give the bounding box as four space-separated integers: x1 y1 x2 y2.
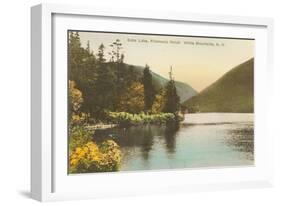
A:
183 58 254 113
130 65 197 103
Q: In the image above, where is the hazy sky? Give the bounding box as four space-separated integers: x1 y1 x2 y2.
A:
77 31 254 92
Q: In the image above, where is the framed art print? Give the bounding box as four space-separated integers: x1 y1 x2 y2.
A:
31 3 274 201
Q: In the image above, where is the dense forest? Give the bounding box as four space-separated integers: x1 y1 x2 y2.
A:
69 31 183 125
68 31 184 173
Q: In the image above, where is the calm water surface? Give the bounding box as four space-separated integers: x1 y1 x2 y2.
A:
93 113 254 171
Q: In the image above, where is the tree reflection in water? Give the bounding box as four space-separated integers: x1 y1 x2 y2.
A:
92 117 254 171
92 123 179 161
164 122 180 154
140 126 153 160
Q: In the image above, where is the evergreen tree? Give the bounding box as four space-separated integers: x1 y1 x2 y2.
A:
110 39 123 62
86 40 91 55
163 66 180 114
69 31 83 80
97 44 106 63
109 39 126 108
143 64 155 112
93 44 116 119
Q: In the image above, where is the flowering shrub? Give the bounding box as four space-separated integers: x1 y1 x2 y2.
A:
69 140 122 173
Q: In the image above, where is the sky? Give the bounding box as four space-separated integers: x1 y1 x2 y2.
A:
77 31 254 92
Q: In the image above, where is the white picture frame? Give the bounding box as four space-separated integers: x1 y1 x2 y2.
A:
31 3 274 202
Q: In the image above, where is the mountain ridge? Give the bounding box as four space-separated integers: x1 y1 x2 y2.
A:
183 58 254 113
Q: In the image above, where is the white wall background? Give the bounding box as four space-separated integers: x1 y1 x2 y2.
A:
0 0 280 205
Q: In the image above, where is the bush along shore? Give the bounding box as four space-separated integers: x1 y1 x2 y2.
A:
107 111 183 127
69 124 122 174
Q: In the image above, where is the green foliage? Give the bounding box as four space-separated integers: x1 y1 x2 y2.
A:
67 39 124 173
69 32 95 80
184 58 254 113
69 125 92 151
68 31 184 123
143 64 155 111
69 31 97 116
69 33 142 119
92 44 117 119
108 112 176 126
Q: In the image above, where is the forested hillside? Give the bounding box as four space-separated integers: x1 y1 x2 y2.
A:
68 31 195 122
183 58 254 113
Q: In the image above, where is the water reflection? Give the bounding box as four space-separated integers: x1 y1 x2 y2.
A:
140 126 153 160
93 123 179 161
92 113 254 171
164 123 180 154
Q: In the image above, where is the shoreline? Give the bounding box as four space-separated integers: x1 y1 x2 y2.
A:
85 124 117 131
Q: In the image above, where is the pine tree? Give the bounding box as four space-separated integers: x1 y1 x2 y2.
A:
97 44 106 63
69 31 83 80
163 66 180 114
93 44 116 119
143 64 155 112
86 40 91 54
109 39 126 109
110 39 123 62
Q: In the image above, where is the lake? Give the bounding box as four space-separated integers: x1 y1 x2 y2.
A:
93 113 254 171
